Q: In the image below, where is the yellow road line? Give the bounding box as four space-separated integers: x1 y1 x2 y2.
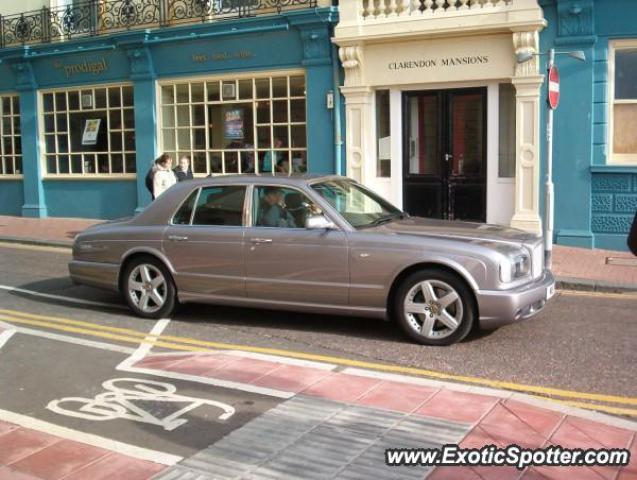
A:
1 308 636 409
0 241 70 253
558 289 637 300
548 397 637 417
0 315 211 354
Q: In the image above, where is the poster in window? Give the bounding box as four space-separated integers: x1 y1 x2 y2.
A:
224 109 244 139
82 119 102 145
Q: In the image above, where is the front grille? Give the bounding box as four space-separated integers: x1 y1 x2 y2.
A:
532 243 544 279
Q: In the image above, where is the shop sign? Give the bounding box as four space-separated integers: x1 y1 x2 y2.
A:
53 57 109 79
388 55 489 71
192 50 254 64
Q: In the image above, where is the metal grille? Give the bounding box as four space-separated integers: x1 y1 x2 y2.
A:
0 0 317 48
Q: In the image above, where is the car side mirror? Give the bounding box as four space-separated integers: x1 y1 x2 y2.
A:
305 214 337 230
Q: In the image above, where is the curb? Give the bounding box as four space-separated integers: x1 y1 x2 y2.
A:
556 276 637 294
2 235 636 293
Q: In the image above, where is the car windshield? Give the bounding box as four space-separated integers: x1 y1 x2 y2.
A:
311 179 405 229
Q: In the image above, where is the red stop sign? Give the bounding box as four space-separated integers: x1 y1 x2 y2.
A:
548 65 560 110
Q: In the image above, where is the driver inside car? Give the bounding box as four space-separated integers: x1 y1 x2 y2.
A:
259 187 297 228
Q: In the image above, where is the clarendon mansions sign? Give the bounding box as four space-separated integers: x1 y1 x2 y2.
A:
363 34 514 86
389 55 489 70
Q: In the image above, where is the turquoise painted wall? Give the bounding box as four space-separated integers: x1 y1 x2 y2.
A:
540 0 637 251
0 7 340 219
0 181 23 216
44 180 137 219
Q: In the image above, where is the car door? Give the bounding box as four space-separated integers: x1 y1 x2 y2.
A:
163 184 247 298
244 184 349 307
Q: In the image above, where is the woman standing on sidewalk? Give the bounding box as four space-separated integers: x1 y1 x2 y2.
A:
152 154 176 200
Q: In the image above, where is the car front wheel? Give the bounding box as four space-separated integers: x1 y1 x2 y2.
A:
122 256 176 319
394 269 476 346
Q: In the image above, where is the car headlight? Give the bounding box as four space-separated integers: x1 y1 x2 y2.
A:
500 253 531 283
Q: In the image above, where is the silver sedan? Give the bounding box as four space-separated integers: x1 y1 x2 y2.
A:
69 175 555 346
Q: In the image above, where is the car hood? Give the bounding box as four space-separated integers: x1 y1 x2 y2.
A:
369 216 540 245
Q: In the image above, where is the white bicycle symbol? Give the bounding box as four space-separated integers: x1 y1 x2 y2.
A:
47 377 235 431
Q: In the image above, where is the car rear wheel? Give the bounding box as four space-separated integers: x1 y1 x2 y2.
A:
122 256 176 319
394 269 476 346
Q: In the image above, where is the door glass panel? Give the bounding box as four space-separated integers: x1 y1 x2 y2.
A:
450 93 484 177
408 96 439 175
192 186 246 226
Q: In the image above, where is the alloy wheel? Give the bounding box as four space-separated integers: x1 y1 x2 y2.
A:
127 264 167 314
403 279 463 340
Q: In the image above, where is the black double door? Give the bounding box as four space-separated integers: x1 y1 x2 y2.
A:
402 88 487 222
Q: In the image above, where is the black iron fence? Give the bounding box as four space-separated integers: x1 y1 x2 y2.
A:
0 0 317 48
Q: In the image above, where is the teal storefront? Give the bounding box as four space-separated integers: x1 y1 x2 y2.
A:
540 0 637 251
0 1 342 219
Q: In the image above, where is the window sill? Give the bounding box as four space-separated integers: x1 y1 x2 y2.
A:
43 174 137 181
590 165 637 174
0 175 23 180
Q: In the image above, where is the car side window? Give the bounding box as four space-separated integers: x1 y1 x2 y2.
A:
252 186 322 229
192 185 246 226
172 189 199 225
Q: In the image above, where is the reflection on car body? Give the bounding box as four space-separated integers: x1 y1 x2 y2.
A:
69 175 555 346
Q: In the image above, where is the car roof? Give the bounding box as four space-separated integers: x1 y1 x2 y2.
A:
176 174 342 187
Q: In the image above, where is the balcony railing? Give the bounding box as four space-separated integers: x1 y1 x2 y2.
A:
0 0 318 48
360 0 512 20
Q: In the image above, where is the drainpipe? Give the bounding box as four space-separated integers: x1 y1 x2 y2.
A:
331 43 343 175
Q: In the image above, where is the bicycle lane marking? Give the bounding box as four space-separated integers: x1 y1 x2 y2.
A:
0 325 283 461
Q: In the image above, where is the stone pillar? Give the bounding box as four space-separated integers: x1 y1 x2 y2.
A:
339 45 375 185
10 61 47 218
510 31 543 235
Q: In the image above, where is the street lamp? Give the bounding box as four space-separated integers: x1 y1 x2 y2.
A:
516 48 586 269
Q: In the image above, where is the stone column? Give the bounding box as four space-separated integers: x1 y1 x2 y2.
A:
510 31 544 235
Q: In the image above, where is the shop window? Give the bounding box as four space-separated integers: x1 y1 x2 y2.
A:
376 90 391 177
159 74 307 176
610 40 637 165
498 83 516 178
0 95 22 176
42 85 135 175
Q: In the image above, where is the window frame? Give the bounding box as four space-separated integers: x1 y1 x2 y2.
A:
39 82 136 179
156 69 308 177
608 39 637 165
0 93 23 179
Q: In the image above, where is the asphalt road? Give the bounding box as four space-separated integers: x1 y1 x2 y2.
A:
1 242 636 403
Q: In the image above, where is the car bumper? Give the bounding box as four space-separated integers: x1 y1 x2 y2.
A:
476 271 555 329
68 260 120 291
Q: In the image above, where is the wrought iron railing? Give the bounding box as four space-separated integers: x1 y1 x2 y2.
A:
0 0 318 48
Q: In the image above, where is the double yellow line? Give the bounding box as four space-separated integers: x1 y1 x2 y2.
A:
1 308 636 417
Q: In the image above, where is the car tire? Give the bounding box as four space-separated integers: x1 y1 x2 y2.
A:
122 256 177 319
394 268 476 346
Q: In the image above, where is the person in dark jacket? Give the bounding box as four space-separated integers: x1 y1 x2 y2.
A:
174 155 194 182
628 208 637 256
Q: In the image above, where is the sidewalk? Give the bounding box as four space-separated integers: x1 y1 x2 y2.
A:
0 215 636 292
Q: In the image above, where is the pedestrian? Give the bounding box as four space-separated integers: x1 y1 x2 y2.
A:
628 208 637 256
153 153 176 199
174 155 194 182
144 161 157 200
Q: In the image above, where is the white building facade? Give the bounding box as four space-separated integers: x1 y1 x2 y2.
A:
334 0 546 233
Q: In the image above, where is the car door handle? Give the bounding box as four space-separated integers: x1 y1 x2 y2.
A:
168 235 189 242
250 238 272 244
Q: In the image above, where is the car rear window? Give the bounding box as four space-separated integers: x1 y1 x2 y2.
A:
192 186 246 226
172 189 198 225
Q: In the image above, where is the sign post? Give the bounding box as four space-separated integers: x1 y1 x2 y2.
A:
545 49 558 269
